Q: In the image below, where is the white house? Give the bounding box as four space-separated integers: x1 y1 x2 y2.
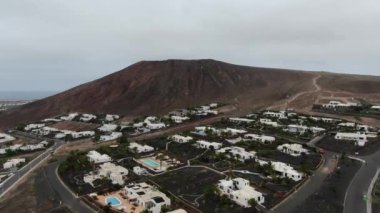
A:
129 142 154 153
84 162 128 186
0 144 22 154
222 128 247 136
277 144 309 157
216 146 256 162
86 151 112 164
105 114 120 122
209 103 218 108
322 100 360 109
79 114 97 122
259 119 280 127
124 182 171 213
271 161 303 181
196 140 222 150
170 134 193 143
60 113 79 121
243 134 275 144
263 111 287 119
371 106 380 111
99 132 122 141
225 137 243 144
133 166 148 176
217 178 264 207
335 132 368 146
3 158 26 169
24 123 45 131
229 117 254 124
171 116 190 124
98 124 118 132
338 122 356 128
143 117 166 130
0 133 16 144
286 124 309 134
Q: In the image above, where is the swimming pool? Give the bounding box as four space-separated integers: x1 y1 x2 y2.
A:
106 196 121 206
143 159 160 167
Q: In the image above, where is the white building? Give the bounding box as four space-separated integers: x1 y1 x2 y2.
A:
171 116 190 124
338 122 356 128
209 103 218 108
217 178 264 207
335 132 368 146
259 119 280 127
256 160 303 181
229 117 254 124
105 114 120 122
99 132 122 141
86 150 112 164
60 113 79 121
98 124 118 132
129 142 154 153
277 144 309 157
84 162 128 186
216 146 256 162
170 134 193 143
19 141 49 151
222 128 247 136
144 116 166 130
322 100 360 108
0 133 16 144
79 114 97 122
371 106 380 111
196 140 222 150
225 137 243 144
24 123 45 131
3 158 26 169
133 166 148 176
286 124 309 134
243 134 275 144
263 111 287 119
124 182 171 213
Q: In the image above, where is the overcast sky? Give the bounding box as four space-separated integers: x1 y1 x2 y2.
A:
1 0 379 92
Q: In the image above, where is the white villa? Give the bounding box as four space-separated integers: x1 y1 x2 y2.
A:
322 100 360 109
217 178 265 207
371 106 380 111
170 134 193 143
134 116 167 130
0 133 15 144
216 146 256 162
256 160 303 181
286 124 325 134
243 134 275 144
229 117 254 124
129 142 154 153
87 151 112 164
98 124 118 132
60 113 79 121
335 132 368 146
133 166 148 176
309 116 337 123
84 162 128 186
99 132 122 142
171 115 190 124
124 182 171 213
263 111 287 119
277 144 309 157
24 123 45 131
3 158 26 169
259 119 280 127
338 122 356 128
0 144 22 154
225 137 243 144
79 114 97 122
196 140 222 150
105 114 120 122
222 128 247 136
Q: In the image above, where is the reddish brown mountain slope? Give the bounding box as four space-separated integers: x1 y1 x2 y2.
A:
0 59 379 130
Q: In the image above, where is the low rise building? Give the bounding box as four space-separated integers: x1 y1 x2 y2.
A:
217 177 264 207
129 142 154 153
259 119 280 127
3 158 26 169
87 150 112 164
196 140 222 150
243 134 275 144
124 182 171 213
99 132 122 141
79 114 97 122
277 143 309 157
170 134 193 143
0 133 16 144
84 162 128 186
335 132 368 146
229 117 254 124
216 146 256 162
98 124 118 132
171 115 190 123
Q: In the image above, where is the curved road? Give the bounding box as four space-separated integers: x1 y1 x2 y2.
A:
344 149 380 213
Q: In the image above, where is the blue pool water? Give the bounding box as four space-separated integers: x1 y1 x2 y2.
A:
106 197 121 206
143 159 160 167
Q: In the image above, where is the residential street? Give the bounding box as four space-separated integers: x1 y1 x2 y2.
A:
344 149 380 213
43 161 94 213
272 151 338 213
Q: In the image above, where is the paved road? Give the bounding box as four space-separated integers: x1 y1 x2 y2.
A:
0 140 63 198
344 149 380 213
272 151 338 213
43 161 94 213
